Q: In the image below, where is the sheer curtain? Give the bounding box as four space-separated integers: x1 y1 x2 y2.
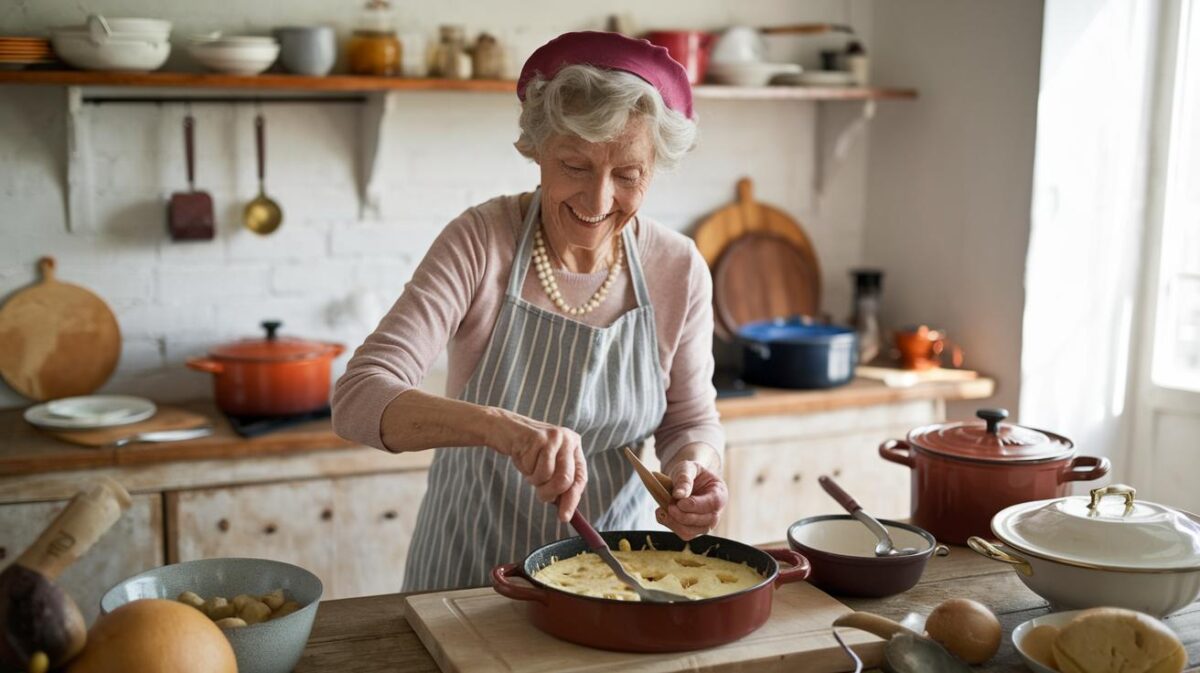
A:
1019 0 1158 480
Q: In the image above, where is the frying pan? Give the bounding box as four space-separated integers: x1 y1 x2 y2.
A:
492 530 810 652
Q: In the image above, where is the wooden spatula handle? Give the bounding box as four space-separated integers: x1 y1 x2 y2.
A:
16 478 132 581
818 475 861 514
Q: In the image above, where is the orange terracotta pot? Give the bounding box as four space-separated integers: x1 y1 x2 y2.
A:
187 321 344 417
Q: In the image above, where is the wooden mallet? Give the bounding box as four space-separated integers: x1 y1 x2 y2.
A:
0 478 131 672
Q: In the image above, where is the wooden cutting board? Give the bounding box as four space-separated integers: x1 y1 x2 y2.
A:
0 257 121 400
405 582 884 673
713 232 822 339
692 178 820 273
44 406 210 447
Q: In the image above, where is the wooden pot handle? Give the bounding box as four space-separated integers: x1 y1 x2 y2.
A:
16 478 131 581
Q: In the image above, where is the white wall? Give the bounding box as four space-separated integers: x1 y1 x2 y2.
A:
864 0 1044 419
0 1 878 409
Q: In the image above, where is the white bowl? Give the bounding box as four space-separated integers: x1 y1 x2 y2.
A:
707 62 801 87
189 42 279 75
1011 610 1085 673
51 33 170 71
710 26 766 64
54 16 171 42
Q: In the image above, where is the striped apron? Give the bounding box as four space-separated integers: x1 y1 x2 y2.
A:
402 188 668 592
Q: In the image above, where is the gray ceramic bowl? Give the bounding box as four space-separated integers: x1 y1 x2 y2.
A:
100 557 322 673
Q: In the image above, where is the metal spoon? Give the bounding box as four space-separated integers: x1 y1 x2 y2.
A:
834 612 971 673
243 113 283 235
819 475 920 557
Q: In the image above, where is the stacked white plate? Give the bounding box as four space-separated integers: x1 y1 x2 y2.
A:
51 14 172 71
188 34 279 75
25 395 157 430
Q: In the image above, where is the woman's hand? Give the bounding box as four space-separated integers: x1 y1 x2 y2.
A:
657 444 727 540
491 410 588 522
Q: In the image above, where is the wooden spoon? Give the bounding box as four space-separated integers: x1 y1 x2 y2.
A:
622 446 674 508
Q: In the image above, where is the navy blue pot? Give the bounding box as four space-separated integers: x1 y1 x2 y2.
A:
737 318 858 389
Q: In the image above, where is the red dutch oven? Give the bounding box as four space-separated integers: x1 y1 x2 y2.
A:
186 321 345 417
492 530 810 652
879 408 1110 545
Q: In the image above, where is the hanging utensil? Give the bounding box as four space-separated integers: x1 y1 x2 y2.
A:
561 501 687 603
167 111 214 241
819 475 920 557
243 112 283 235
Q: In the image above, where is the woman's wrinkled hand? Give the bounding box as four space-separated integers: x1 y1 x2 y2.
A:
656 460 728 540
495 414 588 522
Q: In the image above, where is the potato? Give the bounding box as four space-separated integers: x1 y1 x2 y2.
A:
271 601 301 620
176 591 205 609
261 588 285 611
925 598 1001 664
204 596 236 620
231 594 256 612
239 598 272 625
215 617 248 629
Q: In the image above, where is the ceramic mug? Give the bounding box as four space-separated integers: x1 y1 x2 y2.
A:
274 26 336 76
894 325 963 370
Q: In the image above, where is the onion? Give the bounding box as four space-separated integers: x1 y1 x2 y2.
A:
924 598 1001 664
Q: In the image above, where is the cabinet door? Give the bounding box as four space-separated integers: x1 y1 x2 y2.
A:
329 471 428 598
170 480 337 596
0 494 163 624
722 428 914 545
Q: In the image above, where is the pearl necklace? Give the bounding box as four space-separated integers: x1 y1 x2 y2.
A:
533 227 624 316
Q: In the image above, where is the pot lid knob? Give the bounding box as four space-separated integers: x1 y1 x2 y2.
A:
261 320 282 341
976 408 1009 435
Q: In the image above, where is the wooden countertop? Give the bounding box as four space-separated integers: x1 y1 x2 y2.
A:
294 544 1199 672
0 376 993 477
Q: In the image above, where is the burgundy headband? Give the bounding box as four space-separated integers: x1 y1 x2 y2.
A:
517 31 695 120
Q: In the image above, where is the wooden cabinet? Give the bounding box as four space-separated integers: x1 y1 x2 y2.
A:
169 471 428 600
0 494 163 624
719 400 940 544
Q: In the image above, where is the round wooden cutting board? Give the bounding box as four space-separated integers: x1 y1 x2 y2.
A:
0 257 121 400
713 232 822 340
692 177 820 270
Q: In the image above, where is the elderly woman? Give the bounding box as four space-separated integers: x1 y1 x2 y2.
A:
332 31 726 592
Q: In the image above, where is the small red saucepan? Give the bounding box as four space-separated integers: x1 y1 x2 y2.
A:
492 530 809 652
186 321 344 417
644 30 715 84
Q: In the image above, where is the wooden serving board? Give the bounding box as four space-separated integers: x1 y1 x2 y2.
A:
692 178 819 274
0 257 121 400
44 406 211 447
405 582 883 673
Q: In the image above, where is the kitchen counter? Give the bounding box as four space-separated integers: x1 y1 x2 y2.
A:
0 376 993 477
295 544 1200 672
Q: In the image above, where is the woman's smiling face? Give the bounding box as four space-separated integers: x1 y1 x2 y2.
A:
537 115 655 252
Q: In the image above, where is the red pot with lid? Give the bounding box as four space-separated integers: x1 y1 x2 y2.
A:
878 408 1111 545
186 321 345 417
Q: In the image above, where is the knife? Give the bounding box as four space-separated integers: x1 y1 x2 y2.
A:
106 426 214 448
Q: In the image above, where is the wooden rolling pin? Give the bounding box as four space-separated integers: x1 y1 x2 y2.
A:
0 478 132 672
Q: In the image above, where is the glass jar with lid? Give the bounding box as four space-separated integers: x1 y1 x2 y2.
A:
347 0 401 76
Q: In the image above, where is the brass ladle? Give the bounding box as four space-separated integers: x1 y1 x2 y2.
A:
243 113 282 235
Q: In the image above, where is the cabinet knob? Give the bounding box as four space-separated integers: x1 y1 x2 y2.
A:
264 523 278 535
755 474 766 485
792 473 802 483
321 508 333 521
217 518 230 532
832 468 843 478
383 510 398 520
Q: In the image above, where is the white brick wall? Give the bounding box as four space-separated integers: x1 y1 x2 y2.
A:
0 0 878 409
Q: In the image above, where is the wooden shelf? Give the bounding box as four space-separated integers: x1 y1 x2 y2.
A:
0 69 916 101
